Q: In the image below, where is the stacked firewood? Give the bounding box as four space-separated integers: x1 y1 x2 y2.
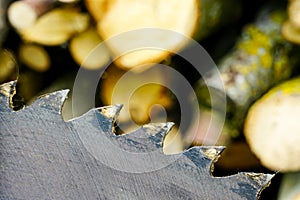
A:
1 0 300 199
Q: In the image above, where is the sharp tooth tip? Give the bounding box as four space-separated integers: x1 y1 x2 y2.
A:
166 121 175 127
201 146 225 153
52 90 70 101
98 104 123 119
243 172 275 187
56 90 70 100
142 122 174 137
263 173 276 182
146 122 174 130
114 104 123 112
29 89 69 111
8 80 17 86
266 174 276 187
61 89 70 94
115 104 123 108
1 79 16 86
1 80 17 85
162 122 175 132
199 146 225 160
0 80 17 102
0 80 17 89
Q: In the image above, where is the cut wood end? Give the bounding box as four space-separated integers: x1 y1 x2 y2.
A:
282 21 300 45
289 0 300 29
8 1 37 30
100 65 172 124
293 193 300 200
18 43 50 72
20 8 90 46
114 50 170 70
245 84 300 172
97 0 198 69
84 0 107 21
70 28 110 70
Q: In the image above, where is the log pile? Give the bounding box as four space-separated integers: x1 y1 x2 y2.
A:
1 1 300 199
195 8 298 130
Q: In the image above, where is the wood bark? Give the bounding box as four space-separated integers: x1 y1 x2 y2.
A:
196 8 298 130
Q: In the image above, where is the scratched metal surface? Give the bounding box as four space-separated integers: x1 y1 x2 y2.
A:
0 81 273 200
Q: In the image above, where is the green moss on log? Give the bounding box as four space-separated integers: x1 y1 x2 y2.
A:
196 9 299 130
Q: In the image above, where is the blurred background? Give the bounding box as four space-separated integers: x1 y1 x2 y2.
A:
1 0 300 199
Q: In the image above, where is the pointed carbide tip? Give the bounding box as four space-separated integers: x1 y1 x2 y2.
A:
98 104 123 120
243 172 275 189
0 81 17 111
142 122 174 137
54 89 69 105
199 146 225 161
30 90 69 113
141 122 174 148
0 80 17 97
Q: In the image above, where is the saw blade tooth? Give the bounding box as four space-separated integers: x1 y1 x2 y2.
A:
183 146 225 174
116 122 174 152
198 146 225 161
98 104 123 122
70 105 123 135
0 80 17 112
241 172 275 191
29 90 69 114
96 104 123 134
141 122 174 147
142 122 174 136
